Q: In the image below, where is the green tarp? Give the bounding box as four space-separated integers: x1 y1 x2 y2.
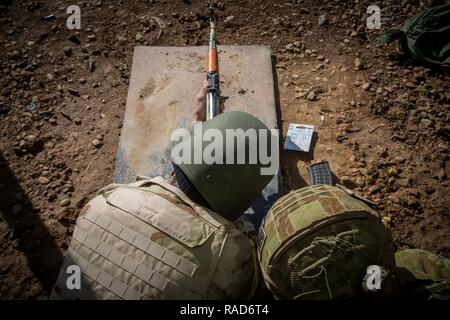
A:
379 2 450 67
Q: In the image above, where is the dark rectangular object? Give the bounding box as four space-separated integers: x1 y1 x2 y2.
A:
307 161 334 186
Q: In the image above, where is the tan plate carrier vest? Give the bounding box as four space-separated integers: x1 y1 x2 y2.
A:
51 177 258 300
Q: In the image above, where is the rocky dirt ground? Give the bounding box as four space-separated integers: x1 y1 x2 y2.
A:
0 0 449 299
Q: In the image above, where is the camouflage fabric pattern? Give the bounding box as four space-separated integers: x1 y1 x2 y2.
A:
395 249 450 300
259 185 395 299
51 177 258 300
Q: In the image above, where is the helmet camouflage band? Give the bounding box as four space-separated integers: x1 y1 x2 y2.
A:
259 185 395 299
172 111 276 220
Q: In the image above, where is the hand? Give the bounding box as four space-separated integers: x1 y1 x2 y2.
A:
191 80 224 125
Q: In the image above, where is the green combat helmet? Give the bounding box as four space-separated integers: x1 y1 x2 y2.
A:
172 111 277 221
394 249 450 300
259 185 395 299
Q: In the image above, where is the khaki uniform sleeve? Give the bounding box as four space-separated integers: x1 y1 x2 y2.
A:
208 227 257 299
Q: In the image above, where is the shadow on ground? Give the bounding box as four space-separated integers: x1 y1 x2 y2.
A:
0 154 63 296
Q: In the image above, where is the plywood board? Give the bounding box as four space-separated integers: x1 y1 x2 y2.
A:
114 46 280 227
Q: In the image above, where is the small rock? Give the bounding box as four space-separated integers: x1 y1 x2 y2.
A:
47 218 67 235
407 196 419 207
408 189 420 198
396 178 410 187
336 134 349 143
340 176 355 189
60 198 70 207
361 83 371 91
0 257 12 273
356 176 366 187
318 15 327 26
420 118 433 127
405 82 415 89
354 58 362 69
28 283 42 297
413 73 425 83
63 46 72 56
135 32 143 41
38 177 50 185
224 15 235 23
60 111 71 120
368 185 380 194
74 118 82 125
68 34 80 44
394 156 406 164
68 88 80 96
357 161 366 168
26 135 36 142
388 195 400 204
307 91 316 101
300 8 310 14
346 126 361 133
91 139 102 148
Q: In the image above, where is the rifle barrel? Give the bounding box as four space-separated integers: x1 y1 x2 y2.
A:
206 6 220 120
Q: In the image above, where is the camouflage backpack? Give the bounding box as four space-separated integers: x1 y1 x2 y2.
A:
395 249 450 300
259 185 395 300
51 177 259 300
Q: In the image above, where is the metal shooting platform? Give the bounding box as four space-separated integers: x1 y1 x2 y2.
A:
113 46 280 228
